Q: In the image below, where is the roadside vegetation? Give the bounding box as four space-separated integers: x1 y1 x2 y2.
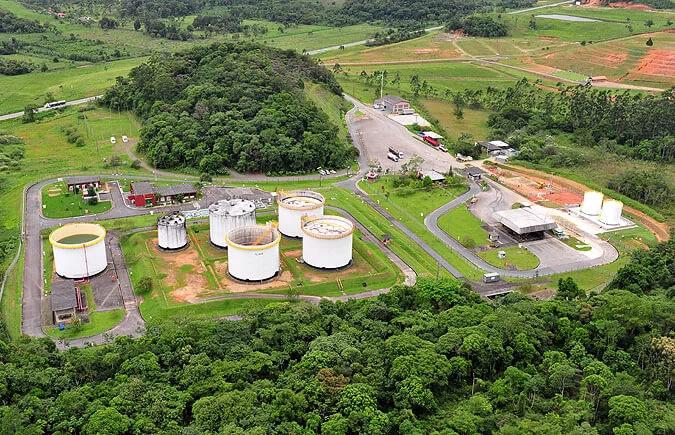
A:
41 180 111 218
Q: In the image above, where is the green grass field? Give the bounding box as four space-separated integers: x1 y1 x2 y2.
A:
45 309 125 339
437 204 489 248
0 58 144 114
478 246 540 270
358 177 487 280
420 99 491 141
41 181 111 218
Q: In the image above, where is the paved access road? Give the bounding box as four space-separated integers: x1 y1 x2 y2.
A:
0 96 101 122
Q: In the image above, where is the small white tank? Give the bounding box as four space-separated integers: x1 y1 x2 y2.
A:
209 199 256 248
157 212 188 250
600 200 623 226
226 224 281 281
581 191 604 216
49 223 107 279
277 190 325 238
301 215 354 269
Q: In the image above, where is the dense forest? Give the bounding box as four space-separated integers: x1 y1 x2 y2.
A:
0 235 673 433
103 42 353 174
18 0 536 25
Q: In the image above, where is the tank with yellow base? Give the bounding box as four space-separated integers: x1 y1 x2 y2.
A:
49 223 108 279
226 224 281 281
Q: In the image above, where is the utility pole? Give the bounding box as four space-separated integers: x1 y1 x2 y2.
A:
380 71 384 99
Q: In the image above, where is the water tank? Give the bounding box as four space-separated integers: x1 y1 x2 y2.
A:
209 199 256 248
157 212 188 250
600 200 623 226
277 190 325 238
226 225 280 281
581 191 604 216
301 215 354 269
49 223 107 279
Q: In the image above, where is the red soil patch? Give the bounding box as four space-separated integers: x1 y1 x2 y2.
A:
495 164 671 241
634 49 675 77
601 51 629 67
583 0 651 9
487 167 583 206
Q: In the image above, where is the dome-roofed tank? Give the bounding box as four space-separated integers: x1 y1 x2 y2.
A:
301 215 354 269
277 190 325 238
209 199 256 248
157 211 188 250
49 223 107 278
581 191 604 216
226 224 280 281
600 200 623 226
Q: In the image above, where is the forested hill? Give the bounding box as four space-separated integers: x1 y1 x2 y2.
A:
0 236 673 433
18 0 536 24
103 43 353 174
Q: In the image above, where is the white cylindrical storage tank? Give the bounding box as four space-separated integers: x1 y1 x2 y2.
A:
600 200 623 226
209 199 256 248
277 190 325 238
157 212 188 250
581 191 604 216
301 215 354 269
226 225 281 281
49 223 107 279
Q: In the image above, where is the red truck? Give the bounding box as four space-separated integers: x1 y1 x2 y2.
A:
423 136 439 147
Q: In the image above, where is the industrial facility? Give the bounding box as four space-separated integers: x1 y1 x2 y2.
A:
301 215 354 269
226 224 281 281
277 190 325 238
581 191 604 216
599 199 624 226
157 212 188 250
209 199 257 248
49 223 108 279
493 208 557 236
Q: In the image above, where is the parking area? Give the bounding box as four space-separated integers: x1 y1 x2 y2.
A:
351 106 455 173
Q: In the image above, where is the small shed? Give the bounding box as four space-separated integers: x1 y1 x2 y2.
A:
156 183 198 204
51 280 77 324
66 176 101 193
374 95 412 115
466 167 483 181
129 181 156 207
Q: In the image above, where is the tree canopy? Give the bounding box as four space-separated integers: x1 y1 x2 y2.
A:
0 240 673 434
103 42 353 174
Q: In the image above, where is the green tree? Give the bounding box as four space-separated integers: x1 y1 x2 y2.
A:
23 104 37 123
83 407 131 435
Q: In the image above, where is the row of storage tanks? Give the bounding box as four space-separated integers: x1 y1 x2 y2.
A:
580 191 624 226
50 190 354 282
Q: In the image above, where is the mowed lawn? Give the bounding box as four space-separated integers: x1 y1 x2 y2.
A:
0 58 145 114
41 181 111 218
437 204 489 248
420 99 490 141
478 246 540 271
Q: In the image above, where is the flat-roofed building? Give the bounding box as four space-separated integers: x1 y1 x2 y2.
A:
493 208 556 235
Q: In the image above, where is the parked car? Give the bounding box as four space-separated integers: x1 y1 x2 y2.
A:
110 136 116 144
387 152 400 162
122 135 129 143
439 145 448 152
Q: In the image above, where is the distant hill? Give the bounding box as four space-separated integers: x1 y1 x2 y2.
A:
103 42 354 175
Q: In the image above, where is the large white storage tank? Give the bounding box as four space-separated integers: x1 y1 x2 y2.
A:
301 215 354 269
226 224 281 281
277 190 325 238
209 199 256 248
49 223 107 279
600 200 623 226
581 191 604 216
157 212 188 250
